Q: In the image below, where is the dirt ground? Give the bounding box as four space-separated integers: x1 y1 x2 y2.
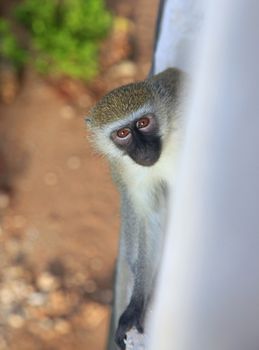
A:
0 1 159 349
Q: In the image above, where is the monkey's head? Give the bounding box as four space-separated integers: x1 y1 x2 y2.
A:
86 68 184 167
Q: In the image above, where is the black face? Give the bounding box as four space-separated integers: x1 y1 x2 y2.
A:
110 113 161 166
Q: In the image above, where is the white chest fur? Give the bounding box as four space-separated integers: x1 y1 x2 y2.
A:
121 129 181 215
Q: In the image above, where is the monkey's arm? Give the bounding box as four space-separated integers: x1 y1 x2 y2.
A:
107 254 132 350
115 220 146 350
107 178 140 350
114 186 167 350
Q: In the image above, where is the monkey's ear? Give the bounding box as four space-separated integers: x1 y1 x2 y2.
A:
151 67 182 83
85 116 92 126
150 67 182 95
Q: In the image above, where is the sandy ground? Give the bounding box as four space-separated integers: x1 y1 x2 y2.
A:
0 71 119 350
0 1 159 349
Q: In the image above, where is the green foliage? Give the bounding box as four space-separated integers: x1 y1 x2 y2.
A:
15 0 112 80
0 18 27 68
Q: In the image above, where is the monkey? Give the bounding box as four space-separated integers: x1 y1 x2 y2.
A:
86 68 186 350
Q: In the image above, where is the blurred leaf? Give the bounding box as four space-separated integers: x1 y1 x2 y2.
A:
15 0 113 80
0 18 27 69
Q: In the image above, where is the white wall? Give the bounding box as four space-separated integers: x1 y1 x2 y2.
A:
153 0 206 74
148 0 259 349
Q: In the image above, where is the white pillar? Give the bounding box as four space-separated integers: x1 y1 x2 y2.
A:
153 0 206 74
148 1 259 349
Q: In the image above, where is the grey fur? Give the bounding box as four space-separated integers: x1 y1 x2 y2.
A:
87 68 183 128
86 68 186 350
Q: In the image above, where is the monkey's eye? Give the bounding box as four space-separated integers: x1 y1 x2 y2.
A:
136 117 150 129
117 128 131 138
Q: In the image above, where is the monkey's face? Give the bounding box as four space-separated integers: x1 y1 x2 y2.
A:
86 68 184 167
110 113 161 166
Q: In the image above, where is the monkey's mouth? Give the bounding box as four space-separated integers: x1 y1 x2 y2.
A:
127 137 162 166
129 151 161 167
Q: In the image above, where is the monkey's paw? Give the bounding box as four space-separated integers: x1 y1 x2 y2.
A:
115 300 144 350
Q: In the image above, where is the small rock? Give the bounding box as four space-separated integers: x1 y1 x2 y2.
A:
81 302 108 330
16 282 33 300
37 272 59 292
47 291 69 316
60 105 75 120
54 319 71 334
70 271 88 286
27 292 47 307
8 314 25 328
26 305 47 320
28 317 56 341
106 61 137 80
0 288 16 305
1 281 33 304
40 317 54 330
73 272 89 285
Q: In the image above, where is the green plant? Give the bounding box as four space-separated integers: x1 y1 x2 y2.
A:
15 0 112 80
0 18 27 68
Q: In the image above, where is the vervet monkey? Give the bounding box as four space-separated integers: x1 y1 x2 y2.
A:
86 68 185 349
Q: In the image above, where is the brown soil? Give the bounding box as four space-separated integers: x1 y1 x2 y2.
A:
0 1 159 349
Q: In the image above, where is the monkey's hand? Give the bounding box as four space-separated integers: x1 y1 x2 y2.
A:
115 297 144 350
